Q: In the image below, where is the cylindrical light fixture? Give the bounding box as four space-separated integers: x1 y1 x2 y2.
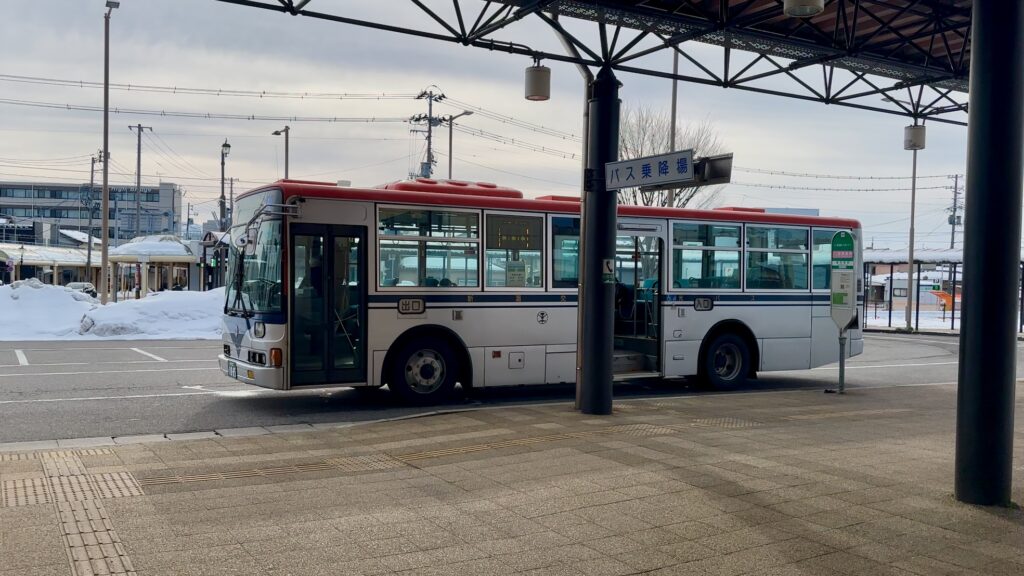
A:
783 0 824 18
525 59 550 101
904 124 926 150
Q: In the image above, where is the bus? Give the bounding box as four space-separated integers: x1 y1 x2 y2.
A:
219 178 864 402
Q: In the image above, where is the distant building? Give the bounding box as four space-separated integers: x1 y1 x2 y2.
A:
0 181 183 243
201 219 222 235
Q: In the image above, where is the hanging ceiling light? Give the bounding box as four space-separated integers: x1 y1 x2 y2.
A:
783 0 824 18
525 58 550 101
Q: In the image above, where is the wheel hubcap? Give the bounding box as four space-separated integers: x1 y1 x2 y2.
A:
404 350 445 394
713 343 742 381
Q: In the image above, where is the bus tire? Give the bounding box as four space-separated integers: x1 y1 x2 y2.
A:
387 338 459 404
699 332 750 389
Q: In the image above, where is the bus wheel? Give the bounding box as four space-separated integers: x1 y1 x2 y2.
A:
388 339 458 404
700 333 750 389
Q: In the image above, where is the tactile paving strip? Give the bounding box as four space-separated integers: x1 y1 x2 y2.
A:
0 448 114 463
49 475 98 503
88 473 144 500
689 417 763 428
57 500 136 576
1 478 51 507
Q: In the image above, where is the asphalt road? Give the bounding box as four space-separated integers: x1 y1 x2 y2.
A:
0 333 999 443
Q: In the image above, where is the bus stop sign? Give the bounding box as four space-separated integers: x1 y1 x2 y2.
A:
830 231 857 330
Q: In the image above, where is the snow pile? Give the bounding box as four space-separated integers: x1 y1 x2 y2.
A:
0 280 225 341
0 279 98 339
78 288 225 339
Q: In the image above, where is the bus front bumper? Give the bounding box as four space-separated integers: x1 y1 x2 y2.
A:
218 354 285 390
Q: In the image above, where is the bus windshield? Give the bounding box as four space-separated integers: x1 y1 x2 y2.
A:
225 189 283 316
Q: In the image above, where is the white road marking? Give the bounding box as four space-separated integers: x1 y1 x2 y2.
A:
0 391 217 405
10 345 218 352
0 359 217 370
131 348 168 362
14 350 28 366
813 360 958 370
0 367 221 378
182 384 262 398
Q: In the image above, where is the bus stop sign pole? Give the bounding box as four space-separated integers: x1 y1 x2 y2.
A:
828 231 857 394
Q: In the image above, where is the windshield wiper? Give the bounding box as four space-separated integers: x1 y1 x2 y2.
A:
228 245 253 318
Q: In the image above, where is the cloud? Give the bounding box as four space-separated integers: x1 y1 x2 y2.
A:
0 0 973 246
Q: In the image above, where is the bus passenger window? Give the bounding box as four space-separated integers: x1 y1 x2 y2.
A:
551 216 580 289
485 214 543 288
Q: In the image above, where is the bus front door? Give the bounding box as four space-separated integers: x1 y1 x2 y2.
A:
289 224 367 387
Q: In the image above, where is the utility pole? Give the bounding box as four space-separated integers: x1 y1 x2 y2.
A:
129 124 152 238
949 174 961 249
86 151 101 283
99 1 118 304
948 173 962 319
412 89 445 177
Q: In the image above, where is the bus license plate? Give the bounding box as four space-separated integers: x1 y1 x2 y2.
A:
228 361 238 379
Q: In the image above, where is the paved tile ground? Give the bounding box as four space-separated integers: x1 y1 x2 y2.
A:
1 382 1022 576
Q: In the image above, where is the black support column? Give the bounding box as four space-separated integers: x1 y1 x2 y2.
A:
955 0 1024 506
576 66 620 415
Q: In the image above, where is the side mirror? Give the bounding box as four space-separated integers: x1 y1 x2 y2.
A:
234 229 258 256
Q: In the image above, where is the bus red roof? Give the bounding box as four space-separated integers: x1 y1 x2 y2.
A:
240 180 860 229
377 178 523 199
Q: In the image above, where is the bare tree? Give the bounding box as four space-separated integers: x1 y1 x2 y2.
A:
617 104 725 209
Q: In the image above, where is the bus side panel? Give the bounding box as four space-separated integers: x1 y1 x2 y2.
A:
662 301 744 378
367 303 577 388
760 337 811 371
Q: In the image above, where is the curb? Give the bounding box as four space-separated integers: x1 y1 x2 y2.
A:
864 327 1024 341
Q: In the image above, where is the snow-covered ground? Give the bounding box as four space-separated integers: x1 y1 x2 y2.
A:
0 279 224 341
865 309 963 331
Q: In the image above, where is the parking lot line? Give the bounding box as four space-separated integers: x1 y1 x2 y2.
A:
0 367 220 378
14 350 28 366
131 348 168 362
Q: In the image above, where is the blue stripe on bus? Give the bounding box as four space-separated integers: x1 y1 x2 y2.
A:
366 293 862 305
367 294 578 304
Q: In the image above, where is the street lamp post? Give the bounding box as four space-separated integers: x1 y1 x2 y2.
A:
272 126 290 179
446 111 473 179
218 139 231 288
219 139 231 232
904 123 926 331
99 0 119 304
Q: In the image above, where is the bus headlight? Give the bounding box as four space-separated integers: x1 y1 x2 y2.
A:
253 321 266 338
269 348 283 367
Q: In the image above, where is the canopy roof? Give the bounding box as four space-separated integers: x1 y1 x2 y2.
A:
865 247 1024 265
0 243 98 268
217 0 971 124
109 235 196 263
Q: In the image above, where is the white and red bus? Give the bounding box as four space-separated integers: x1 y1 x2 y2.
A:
219 178 863 401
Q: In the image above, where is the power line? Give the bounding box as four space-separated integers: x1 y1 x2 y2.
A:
734 166 953 180
442 97 581 142
0 74 417 100
453 125 577 160
730 181 951 192
0 98 411 123
0 73 580 143
438 150 577 188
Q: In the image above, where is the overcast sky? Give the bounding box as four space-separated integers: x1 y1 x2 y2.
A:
1 0 974 249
